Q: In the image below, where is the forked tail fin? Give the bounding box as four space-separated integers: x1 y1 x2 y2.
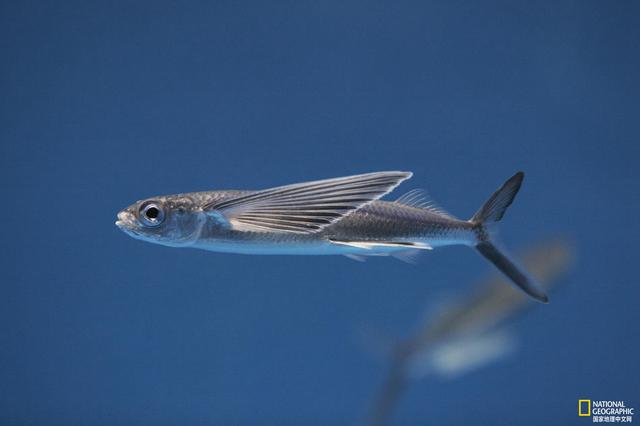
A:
470 172 549 303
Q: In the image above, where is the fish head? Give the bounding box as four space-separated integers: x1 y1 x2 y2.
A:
115 195 205 247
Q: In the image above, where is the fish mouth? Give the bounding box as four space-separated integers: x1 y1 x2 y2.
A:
115 211 136 229
115 211 147 239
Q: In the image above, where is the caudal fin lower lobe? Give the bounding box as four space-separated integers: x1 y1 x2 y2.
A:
476 241 549 303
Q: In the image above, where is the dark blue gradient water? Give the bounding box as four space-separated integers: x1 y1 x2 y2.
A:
1 2 638 424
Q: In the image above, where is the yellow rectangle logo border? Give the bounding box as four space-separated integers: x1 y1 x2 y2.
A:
578 399 591 416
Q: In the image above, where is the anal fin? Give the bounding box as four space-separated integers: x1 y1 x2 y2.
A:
391 250 423 264
344 254 368 262
344 250 423 264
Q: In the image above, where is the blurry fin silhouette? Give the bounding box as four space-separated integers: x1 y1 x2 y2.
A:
365 237 575 426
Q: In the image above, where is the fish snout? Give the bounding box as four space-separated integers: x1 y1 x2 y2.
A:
115 210 136 228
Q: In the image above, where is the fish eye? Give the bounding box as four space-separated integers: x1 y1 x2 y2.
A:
139 202 165 227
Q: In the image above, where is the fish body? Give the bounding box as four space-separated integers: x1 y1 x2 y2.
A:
116 171 548 302
192 197 475 256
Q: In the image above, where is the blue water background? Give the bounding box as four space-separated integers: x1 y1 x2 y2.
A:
1 1 639 424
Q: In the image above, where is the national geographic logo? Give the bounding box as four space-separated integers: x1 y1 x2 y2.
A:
578 399 635 423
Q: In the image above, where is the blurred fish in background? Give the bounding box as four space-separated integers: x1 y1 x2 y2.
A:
364 238 575 426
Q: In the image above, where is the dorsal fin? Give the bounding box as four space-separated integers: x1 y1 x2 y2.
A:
395 189 456 219
395 189 431 208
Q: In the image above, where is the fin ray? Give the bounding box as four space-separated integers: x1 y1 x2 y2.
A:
395 188 456 218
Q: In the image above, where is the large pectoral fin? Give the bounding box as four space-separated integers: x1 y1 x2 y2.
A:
202 171 412 234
